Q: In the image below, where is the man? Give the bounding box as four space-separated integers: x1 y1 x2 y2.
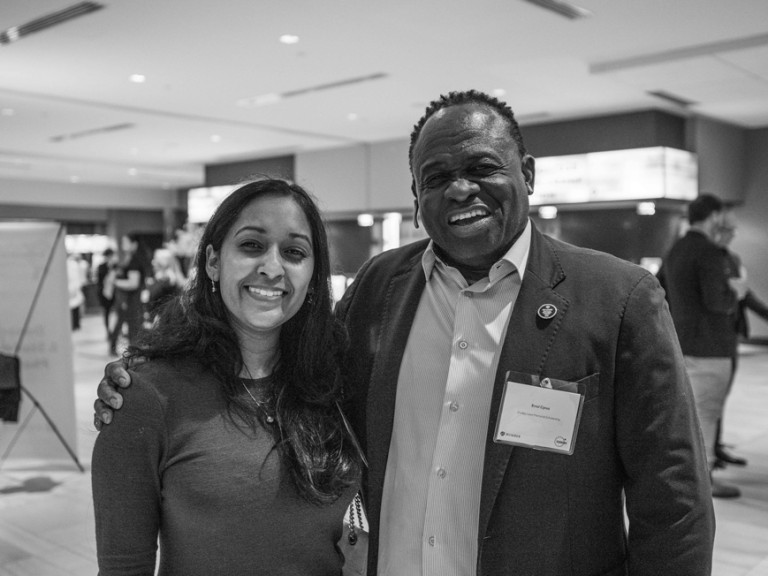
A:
96 90 714 575
108 233 148 355
96 248 119 338
663 194 745 499
66 253 85 331
713 207 768 468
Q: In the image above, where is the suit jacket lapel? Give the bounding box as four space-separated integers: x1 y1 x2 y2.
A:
365 252 426 527
478 227 570 543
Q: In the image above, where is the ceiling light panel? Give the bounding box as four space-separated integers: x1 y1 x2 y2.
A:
522 0 592 20
0 2 104 45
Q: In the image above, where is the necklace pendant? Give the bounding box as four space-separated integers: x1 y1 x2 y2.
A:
266 415 275 423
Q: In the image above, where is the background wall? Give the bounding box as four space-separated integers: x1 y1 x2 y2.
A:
2 109 767 335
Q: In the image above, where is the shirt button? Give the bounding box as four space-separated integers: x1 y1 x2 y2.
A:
464 291 473 298
449 401 460 412
428 536 436 547
436 467 447 479
458 340 468 349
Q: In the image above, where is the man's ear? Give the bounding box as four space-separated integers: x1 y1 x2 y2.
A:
411 181 420 228
522 154 536 195
205 244 219 282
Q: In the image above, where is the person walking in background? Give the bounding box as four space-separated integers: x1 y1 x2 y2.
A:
96 248 119 338
66 253 85 331
141 247 186 325
663 194 745 498
96 90 714 575
109 233 149 356
92 180 362 575
713 206 768 470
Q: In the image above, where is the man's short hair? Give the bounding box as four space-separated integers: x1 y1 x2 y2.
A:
409 90 527 166
688 194 724 224
408 90 528 198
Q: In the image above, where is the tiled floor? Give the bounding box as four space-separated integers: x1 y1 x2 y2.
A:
1 312 767 575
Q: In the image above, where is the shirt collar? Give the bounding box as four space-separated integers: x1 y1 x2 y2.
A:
421 219 531 283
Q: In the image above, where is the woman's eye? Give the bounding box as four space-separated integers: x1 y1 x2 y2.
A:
285 248 309 261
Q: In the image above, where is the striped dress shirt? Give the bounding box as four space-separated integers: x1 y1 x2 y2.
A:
377 222 531 576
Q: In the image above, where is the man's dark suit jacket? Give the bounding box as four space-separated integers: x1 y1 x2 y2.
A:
663 230 738 357
336 224 714 576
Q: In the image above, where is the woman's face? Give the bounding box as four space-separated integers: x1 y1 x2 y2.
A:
121 236 137 254
205 194 314 341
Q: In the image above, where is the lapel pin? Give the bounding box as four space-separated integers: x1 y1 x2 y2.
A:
537 303 557 320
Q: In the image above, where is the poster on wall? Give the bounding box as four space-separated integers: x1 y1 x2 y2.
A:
0 221 79 469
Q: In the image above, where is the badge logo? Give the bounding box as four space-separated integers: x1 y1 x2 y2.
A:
537 304 557 319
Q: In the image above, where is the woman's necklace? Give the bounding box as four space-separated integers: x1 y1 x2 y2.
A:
240 378 275 424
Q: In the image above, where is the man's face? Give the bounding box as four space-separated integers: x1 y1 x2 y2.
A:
715 210 737 247
411 103 535 269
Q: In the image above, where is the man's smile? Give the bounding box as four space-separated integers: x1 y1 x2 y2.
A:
448 207 490 226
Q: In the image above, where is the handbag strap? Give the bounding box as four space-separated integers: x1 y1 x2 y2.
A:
347 491 363 545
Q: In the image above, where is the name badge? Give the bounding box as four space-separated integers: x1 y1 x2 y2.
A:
494 376 584 455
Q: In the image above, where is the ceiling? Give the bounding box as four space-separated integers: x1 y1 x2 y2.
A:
1 0 768 191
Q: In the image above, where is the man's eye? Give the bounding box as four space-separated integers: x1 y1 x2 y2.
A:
469 164 496 177
422 174 447 189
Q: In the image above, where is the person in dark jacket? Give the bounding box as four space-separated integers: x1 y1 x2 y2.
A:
96 248 119 338
663 194 745 498
712 207 768 469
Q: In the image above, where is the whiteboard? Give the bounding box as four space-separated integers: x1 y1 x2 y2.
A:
0 221 78 467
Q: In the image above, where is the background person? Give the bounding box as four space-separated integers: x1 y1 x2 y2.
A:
66 253 85 331
92 179 362 575
96 90 714 575
713 206 768 469
141 247 186 325
96 248 119 338
109 233 149 355
662 194 744 499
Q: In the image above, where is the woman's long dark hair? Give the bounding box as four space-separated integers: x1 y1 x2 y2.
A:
128 178 361 504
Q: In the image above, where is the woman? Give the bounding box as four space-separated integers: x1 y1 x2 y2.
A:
92 179 363 575
142 247 186 324
108 233 149 355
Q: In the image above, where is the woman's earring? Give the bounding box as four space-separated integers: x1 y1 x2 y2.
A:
211 279 217 293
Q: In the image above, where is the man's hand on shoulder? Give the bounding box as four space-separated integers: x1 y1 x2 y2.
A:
93 357 138 430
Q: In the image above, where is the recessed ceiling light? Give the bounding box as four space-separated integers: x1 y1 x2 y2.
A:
538 206 558 219
279 34 299 44
637 202 656 216
70 175 80 183
357 213 374 227
128 168 137 176
347 113 359 121
1 108 15 116
129 74 146 83
210 134 222 143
